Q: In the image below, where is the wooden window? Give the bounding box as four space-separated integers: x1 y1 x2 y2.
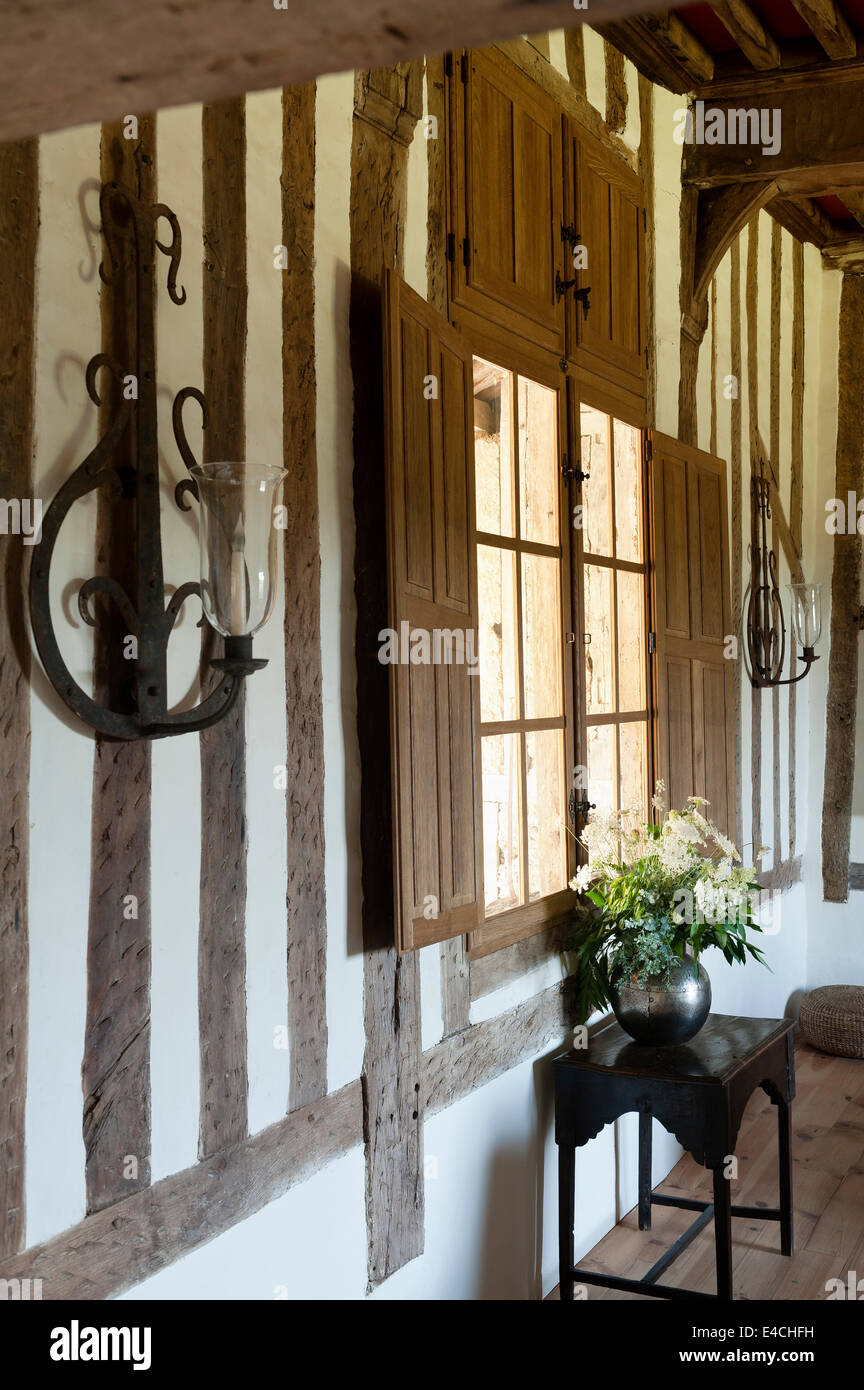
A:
573 389 652 847
563 120 646 394
448 46 565 357
649 432 734 835
382 270 484 952
469 347 577 958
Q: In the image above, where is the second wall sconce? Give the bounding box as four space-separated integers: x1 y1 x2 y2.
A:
745 457 821 689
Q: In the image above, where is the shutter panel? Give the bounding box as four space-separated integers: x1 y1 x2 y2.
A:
383 270 483 952
650 432 734 836
564 122 646 390
449 47 564 354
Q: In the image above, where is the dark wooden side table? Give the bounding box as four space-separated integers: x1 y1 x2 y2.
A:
555 1014 795 1301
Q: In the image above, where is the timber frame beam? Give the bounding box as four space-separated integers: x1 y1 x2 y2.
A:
3 1 661 143
683 69 864 194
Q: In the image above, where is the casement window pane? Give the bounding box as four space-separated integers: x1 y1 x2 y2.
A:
482 733 522 915
614 419 642 562
583 563 614 714
580 404 611 557
474 359 514 537
526 729 566 900
616 569 646 711
518 376 558 545
522 553 563 718
587 723 615 818
618 720 647 821
478 544 518 722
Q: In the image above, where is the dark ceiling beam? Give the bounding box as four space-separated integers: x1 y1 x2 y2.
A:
693 180 778 301
710 1 781 70
837 187 864 228
821 235 864 270
0 0 666 142
698 47 864 95
596 13 715 94
766 194 839 248
787 0 857 61
682 71 864 192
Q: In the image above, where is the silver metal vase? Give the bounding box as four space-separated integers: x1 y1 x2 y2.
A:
609 952 711 1046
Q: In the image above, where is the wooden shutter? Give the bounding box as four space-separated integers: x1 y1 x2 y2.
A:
564 121 646 391
650 432 734 836
383 270 483 952
449 47 564 355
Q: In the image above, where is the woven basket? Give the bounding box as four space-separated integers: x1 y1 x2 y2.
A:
799 985 864 1059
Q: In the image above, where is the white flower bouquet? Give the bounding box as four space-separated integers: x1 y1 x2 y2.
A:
566 784 769 1023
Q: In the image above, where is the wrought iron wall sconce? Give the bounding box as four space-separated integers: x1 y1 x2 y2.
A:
744 459 821 689
29 181 285 740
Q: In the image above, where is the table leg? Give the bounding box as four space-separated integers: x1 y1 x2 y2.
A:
558 1144 575 1301
638 1109 652 1231
712 1163 733 1300
777 1098 794 1256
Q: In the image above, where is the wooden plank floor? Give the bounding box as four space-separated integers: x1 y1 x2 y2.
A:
548 1043 864 1300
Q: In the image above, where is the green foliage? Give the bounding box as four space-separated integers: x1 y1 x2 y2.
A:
565 789 770 1025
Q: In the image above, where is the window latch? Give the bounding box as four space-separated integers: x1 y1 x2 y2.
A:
569 788 596 824
555 270 577 301
561 452 589 485
561 223 580 246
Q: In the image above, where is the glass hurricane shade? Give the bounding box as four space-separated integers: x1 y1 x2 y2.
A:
190 462 286 638
787 581 822 650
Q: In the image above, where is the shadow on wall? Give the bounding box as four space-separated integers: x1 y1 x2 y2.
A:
472 1047 556 1298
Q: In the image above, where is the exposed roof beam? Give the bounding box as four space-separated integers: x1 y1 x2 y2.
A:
642 11 716 84
698 50 864 96
0 0 654 142
710 1 781 70
693 180 778 300
787 0 857 61
822 235 864 269
766 194 838 247
596 14 715 94
837 187 864 228
682 72 864 190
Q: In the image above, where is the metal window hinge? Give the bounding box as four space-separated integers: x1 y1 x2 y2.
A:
561 452 589 485
443 52 453 78
648 631 656 655
645 435 653 463
460 54 469 83
447 232 456 263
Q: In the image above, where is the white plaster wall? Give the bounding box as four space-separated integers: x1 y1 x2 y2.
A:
151 102 204 1181
314 73 366 1092
26 122 102 1247
23 35 854 1303
801 265 864 988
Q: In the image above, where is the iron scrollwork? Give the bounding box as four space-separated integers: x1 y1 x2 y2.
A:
744 459 816 690
28 181 265 740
